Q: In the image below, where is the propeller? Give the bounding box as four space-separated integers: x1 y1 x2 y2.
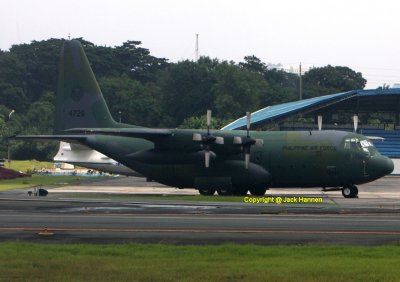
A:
233 112 264 169
318 115 322 131
353 114 358 132
193 110 224 168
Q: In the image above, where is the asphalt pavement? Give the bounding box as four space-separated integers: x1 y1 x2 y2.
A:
0 176 399 245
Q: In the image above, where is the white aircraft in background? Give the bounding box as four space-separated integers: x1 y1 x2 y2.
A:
54 142 140 176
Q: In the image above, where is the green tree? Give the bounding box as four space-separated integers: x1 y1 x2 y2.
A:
99 75 164 126
239 56 299 106
0 52 27 88
159 57 218 126
263 69 299 105
213 61 268 120
0 83 28 113
239 55 267 74
10 39 62 102
9 98 57 160
25 100 55 133
179 114 229 129
303 65 366 98
0 52 29 111
114 40 169 82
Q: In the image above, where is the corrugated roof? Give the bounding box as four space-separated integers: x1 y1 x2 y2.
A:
358 88 400 96
222 90 358 130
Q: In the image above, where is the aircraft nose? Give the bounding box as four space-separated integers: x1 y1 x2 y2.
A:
367 155 394 177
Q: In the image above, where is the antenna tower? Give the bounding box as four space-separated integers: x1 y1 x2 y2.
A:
195 34 199 61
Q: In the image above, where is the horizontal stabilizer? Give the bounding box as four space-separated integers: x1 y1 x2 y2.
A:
10 135 87 144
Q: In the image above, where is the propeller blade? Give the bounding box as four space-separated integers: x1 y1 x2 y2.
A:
232 111 263 169
318 115 322 131
233 136 243 145
245 153 250 169
215 136 224 144
246 112 251 134
207 110 212 128
353 114 358 132
205 150 210 168
193 110 223 168
255 139 264 146
193 133 202 141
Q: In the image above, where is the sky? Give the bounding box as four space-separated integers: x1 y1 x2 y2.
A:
1 0 400 88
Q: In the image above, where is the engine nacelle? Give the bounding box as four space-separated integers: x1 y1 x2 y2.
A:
194 161 271 190
226 160 271 189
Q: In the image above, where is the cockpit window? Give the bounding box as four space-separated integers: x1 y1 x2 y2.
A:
352 138 361 149
344 139 351 149
344 138 374 154
360 140 373 148
344 138 361 149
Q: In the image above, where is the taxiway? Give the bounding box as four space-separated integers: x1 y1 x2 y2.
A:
0 176 399 245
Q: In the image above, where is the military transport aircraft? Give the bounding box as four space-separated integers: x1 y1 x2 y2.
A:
12 40 394 198
54 141 140 176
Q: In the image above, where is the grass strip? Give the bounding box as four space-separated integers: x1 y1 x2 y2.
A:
5 160 54 172
0 175 106 191
0 243 399 281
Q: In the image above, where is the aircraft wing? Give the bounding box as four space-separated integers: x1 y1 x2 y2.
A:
10 135 88 144
64 128 172 142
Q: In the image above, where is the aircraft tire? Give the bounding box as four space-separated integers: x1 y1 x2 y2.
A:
354 185 359 196
217 188 233 196
342 185 358 198
233 187 248 196
198 188 216 196
249 186 267 196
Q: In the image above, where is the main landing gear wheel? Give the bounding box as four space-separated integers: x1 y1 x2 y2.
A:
342 185 358 198
198 188 216 196
249 187 267 196
233 187 248 196
217 189 232 196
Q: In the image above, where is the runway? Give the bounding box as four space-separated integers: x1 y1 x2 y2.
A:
0 176 399 245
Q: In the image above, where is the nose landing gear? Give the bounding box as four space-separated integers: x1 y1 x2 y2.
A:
342 185 358 198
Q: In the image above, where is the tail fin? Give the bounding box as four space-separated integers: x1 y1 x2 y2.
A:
54 40 118 133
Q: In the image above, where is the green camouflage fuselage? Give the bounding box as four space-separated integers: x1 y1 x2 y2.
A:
80 129 392 190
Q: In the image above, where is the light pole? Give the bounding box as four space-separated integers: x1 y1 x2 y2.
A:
7 110 15 167
8 110 15 120
118 111 122 123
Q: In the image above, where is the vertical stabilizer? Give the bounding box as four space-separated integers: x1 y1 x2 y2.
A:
54 40 118 133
